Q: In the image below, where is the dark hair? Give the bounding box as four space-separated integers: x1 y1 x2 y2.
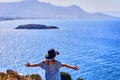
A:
45 48 59 59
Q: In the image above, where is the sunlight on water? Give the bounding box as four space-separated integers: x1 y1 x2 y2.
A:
0 19 120 80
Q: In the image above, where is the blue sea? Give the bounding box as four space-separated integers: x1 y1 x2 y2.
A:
0 19 120 80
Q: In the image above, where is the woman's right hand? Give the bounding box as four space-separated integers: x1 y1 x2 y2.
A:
25 62 30 67
72 65 79 70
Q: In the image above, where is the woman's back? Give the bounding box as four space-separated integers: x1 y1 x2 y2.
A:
39 60 62 80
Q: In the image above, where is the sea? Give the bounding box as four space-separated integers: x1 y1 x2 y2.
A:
0 19 120 80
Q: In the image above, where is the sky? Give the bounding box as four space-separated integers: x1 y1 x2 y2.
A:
0 0 120 17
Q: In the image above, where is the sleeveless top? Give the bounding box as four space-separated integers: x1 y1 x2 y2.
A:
39 61 62 80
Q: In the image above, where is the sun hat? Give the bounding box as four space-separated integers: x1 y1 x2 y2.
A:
45 48 59 60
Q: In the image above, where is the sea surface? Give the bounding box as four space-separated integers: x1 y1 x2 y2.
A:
0 19 120 80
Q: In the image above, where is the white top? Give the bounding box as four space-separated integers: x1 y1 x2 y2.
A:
39 61 62 80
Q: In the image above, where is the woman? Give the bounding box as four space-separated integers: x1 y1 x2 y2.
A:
25 48 79 80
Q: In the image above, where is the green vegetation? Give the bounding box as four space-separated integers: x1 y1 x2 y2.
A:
60 72 72 80
0 69 84 80
77 77 84 80
26 74 42 80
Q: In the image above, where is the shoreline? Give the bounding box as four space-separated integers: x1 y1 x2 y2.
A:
0 69 84 80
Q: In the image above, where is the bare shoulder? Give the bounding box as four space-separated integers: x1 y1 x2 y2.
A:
42 60 46 64
61 63 67 66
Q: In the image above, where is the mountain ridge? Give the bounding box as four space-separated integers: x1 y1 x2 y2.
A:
0 0 119 19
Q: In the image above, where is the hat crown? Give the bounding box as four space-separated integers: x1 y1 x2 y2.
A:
48 49 55 55
45 48 58 59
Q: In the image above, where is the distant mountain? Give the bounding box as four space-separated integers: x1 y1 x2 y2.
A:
0 0 119 19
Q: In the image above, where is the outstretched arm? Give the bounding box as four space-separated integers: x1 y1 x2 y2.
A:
25 62 40 67
62 63 79 70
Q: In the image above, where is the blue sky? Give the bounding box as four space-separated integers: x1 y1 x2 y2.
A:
0 0 120 17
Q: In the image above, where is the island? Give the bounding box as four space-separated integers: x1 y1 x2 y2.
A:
15 24 59 29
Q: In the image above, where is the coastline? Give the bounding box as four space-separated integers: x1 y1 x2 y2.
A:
0 69 84 80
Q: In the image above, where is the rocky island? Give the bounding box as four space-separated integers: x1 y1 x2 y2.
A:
15 24 59 29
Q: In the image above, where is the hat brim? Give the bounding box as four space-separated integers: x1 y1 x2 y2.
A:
45 53 56 59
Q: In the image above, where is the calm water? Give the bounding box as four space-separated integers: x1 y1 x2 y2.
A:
0 19 120 80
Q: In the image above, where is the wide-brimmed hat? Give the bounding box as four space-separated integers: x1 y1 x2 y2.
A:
45 48 59 59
